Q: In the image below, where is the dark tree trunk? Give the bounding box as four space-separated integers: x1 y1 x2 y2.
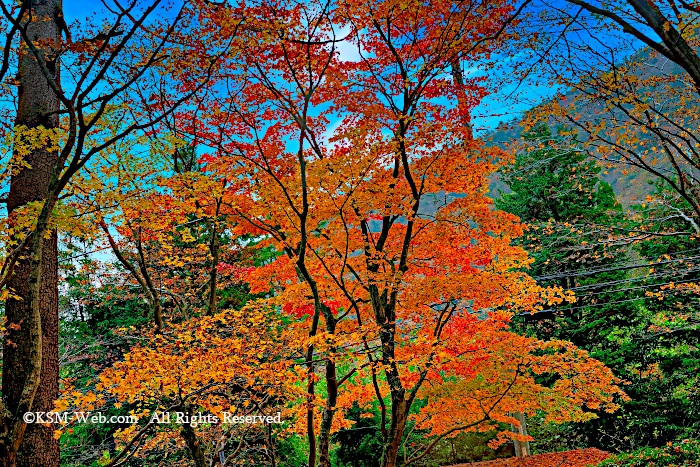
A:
206 219 220 315
2 1 61 466
317 358 337 467
180 409 207 467
381 395 409 467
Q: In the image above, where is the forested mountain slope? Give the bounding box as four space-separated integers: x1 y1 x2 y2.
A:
487 47 689 207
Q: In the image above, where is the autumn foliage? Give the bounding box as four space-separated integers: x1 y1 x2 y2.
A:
0 0 640 466
44 0 630 466
448 448 611 467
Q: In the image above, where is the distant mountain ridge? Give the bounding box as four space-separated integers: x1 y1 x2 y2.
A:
486 120 655 208
485 47 682 207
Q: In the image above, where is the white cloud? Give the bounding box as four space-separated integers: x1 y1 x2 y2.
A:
333 24 363 63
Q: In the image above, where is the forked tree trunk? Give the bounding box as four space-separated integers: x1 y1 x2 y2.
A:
2 1 61 466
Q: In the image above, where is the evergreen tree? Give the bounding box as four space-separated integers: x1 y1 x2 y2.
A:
497 124 699 451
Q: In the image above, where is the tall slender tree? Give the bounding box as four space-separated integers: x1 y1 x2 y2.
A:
2 2 61 466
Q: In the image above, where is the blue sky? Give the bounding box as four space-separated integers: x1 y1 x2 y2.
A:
64 2 106 24
62 1 558 138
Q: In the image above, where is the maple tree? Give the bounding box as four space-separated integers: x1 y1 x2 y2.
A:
79 139 255 332
0 1 237 465
563 0 700 93
108 1 627 466
58 304 298 467
0 0 642 466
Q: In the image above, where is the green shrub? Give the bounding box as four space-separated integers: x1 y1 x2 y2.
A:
597 439 700 467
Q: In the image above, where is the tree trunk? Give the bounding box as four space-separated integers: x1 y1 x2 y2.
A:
180 413 207 467
206 219 219 315
317 358 337 467
1 1 61 466
381 397 409 467
512 412 530 458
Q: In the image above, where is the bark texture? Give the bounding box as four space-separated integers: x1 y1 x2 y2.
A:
2 1 61 466
180 407 207 467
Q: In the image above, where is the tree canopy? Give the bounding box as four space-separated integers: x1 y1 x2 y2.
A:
0 1 698 467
